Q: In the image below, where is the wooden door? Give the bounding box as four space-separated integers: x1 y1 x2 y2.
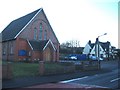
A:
44 47 52 61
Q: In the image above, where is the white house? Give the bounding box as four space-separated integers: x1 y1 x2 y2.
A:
83 40 114 60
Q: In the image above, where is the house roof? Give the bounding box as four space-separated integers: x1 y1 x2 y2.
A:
88 40 110 51
29 40 49 51
89 43 95 48
99 41 110 51
28 39 56 51
88 40 95 48
2 9 41 41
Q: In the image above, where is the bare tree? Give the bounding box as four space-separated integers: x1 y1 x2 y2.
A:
60 40 82 54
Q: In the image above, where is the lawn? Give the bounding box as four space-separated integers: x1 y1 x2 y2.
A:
12 62 74 78
13 62 39 78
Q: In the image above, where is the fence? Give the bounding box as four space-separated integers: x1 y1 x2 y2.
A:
81 60 100 70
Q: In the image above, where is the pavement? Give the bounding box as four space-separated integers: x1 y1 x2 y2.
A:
2 60 118 89
25 83 111 89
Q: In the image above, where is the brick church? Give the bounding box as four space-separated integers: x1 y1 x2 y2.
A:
2 8 59 62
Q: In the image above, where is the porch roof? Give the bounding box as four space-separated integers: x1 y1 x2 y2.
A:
28 39 56 51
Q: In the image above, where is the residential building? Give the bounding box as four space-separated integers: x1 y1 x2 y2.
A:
83 40 115 60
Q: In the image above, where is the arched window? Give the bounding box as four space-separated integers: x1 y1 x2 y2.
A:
3 43 6 55
39 23 42 40
44 30 47 40
10 42 13 54
34 27 37 40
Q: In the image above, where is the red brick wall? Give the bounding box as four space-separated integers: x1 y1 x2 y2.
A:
15 38 44 61
2 40 16 61
15 38 31 61
32 51 42 61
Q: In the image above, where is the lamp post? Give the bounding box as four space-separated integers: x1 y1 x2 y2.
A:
96 33 107 69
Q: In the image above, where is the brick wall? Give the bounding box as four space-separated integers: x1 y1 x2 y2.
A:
2 62 13 79
32 51 42 61
15 38 31 61
2 40 15 61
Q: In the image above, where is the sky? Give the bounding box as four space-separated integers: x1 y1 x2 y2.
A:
0 0 119 48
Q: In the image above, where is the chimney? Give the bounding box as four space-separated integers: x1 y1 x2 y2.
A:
95 38 99 44
88 40 91 44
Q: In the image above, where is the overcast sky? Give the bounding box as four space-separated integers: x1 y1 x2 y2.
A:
0 0 119 48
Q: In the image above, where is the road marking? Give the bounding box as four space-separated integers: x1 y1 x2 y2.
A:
79 84 109 89
59 76 88 83
94 74 98 76
110 78 120 82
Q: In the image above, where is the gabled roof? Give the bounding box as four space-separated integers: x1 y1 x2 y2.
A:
28 40 49 51
28 39 56 51
88 40 95 48
89 43 95 49
2 8 41 41
99 41 110 51
88 40 110 51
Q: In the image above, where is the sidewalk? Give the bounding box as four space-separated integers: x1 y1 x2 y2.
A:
26 83 110 89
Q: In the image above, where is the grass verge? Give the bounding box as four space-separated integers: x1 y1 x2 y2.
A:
12 62 74 78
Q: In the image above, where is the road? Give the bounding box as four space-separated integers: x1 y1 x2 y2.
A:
59 60 120 89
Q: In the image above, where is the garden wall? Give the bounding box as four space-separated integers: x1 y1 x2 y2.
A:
39 61 75 75
2 62 13 79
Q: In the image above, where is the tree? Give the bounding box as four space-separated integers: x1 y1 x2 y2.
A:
60 40 82 54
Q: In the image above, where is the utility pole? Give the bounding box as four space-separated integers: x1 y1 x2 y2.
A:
95 33 107 69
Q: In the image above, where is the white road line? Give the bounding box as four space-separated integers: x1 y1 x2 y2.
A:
59 76 88 83
94 74 98 76
110 78 120 82
79 84 109 89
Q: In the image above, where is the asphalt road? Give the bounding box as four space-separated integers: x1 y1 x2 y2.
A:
59 60 120 89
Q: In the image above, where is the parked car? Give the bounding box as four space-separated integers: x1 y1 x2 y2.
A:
69 56 77 60
64 56 69 60
89 56 103 60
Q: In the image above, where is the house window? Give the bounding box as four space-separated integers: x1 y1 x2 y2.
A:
3 44 6 55
28 51 31 56
105 49 107 51
10 42 13 54
44 30 47 40
101 54 103 58
34 27 37 40
39 23 42 40
18 50 27 56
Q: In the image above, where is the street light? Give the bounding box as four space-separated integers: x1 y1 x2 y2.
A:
96 33 107 69
98 33 107 38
